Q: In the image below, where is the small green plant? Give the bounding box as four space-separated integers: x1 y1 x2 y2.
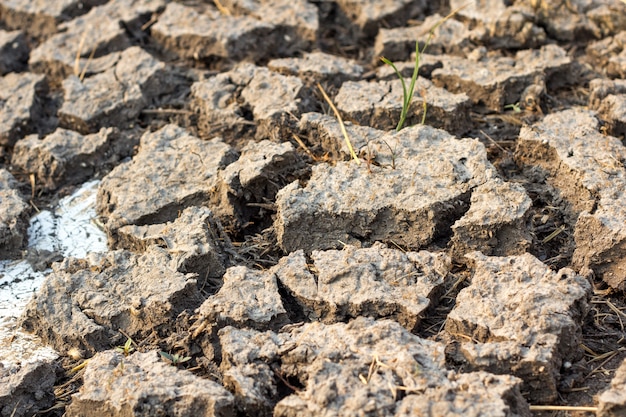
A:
504 102 522 113
115 337 135 356
381 4 469 131
159 351 192 366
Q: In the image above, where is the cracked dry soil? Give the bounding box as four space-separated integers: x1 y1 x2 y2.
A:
2 0 626 416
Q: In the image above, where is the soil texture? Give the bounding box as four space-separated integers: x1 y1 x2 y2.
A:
1 0 626 416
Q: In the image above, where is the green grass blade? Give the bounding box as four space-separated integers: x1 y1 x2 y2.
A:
380 57 408 132
401 40 421 131
379 2 470 132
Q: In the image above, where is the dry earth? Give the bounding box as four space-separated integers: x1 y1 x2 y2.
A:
1 0 626 416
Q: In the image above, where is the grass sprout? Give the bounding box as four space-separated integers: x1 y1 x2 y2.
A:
381 3 470 131
115 337 135 356
159 351 192 366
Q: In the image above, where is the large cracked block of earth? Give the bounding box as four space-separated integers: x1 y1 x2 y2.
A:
196 265 289 332
515 108 626 290
501 0 625 42
275 124 496 253
97 124 237 238
0 0 107 38
448 0 546 49
374 13 473 62
268 52 363 86
450 177 532 259
116 206 234 281
332 0 427 40
59 46 179 133
219 318 530 417
220 0 318 55
587 31 626 79
589 78 626 137
453 0 626 43
272 243 450 331
0 359 57 417
66 350 234 417
445 252 591 403
335 77 472 134
11 127 126 191
191 63 313 141
152 2 282 62
20 247 203 357
431 44 571 111
0 72 46 145
28 0 165 82
0 169 29 259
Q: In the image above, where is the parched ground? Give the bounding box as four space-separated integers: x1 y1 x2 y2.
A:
1 0 626 416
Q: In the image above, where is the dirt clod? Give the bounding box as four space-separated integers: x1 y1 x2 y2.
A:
66 350 234 417
20 247 202 356
275 124 494 253
446 252 591 403
11 127 125 191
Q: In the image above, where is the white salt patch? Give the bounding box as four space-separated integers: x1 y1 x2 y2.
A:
0 180 107 368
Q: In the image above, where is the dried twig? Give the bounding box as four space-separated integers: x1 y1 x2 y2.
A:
316 82 360 165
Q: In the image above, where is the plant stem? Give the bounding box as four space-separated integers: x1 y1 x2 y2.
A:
380 2 470 131
317 82 360 164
